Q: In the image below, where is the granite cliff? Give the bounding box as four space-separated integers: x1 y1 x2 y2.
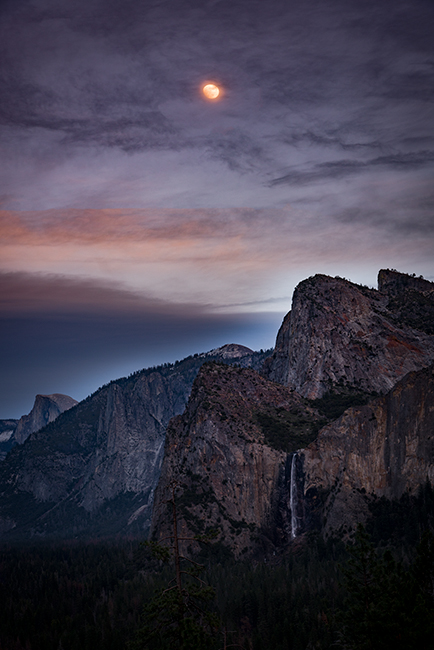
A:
0 345 268 540
150 270 434 551
14 393 78 445
263 270 434 398
0 420 18 462
301 362 434 536
150 361 324 557
0 394 77 461
0 269 433 546
150 360 434 554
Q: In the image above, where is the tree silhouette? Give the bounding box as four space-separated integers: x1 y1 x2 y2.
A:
132 481 220 650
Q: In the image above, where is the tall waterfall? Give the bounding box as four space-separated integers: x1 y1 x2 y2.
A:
290 451 299 539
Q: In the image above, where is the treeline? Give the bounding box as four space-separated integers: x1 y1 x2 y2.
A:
0 542 143 650
1 487 433 650
0 535 344 650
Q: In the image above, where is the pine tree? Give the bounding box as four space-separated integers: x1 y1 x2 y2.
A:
132 481 220 650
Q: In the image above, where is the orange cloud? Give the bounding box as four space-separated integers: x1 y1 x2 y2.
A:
1 207 431 311
0 208 239 245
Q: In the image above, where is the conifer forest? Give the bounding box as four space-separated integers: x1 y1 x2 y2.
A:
1 482 433 650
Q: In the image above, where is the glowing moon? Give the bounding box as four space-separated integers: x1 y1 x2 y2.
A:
202 83 220 99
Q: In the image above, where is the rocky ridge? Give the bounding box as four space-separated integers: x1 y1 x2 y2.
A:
263 271 434 398
0 420 18 462
0 345 269 540
0 394 78 462
151 361 434 552
0 269 433 546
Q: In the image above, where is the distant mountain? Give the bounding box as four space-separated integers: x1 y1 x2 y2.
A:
1 269 433 550
0 394 77 461
14 393 78 445
0 345 269 540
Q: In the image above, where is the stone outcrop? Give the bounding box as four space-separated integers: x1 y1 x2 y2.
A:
0 346 269 540
263 271 434 398
1 269 433 546
151 359 434 553
14 394 78 445
0 420 18 462
0 394 77 462
150 362 323 557
378 269 434 335
378 268 434 298
301 363 434 535
150 270 434 551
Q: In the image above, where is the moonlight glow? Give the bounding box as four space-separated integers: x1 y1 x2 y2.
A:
202 83 220 99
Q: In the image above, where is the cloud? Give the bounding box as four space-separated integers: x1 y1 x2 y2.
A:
0 270 284 418
1 0 433 417
1 204 432 290
0 0 432 222
0 206 303 250
270 151 434 186
1 0 431 164
0 67 181 152
0 269 200 315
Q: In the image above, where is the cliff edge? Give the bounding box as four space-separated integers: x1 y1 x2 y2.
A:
263 270 434 398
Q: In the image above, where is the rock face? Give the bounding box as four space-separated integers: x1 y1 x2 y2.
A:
378 268 434 298
150 362 323 557
263 271 434 398
301 362 434 535
14 394 78 445
378 269 434 335
150 270 434 551
0 346 269 540
0 420 18 462
1 269 433 547
0 394 77 462
151 359 434 553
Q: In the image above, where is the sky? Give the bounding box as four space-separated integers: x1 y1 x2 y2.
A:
1 0 433 418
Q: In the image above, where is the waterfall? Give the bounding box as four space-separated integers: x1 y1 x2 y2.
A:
290 451 298 539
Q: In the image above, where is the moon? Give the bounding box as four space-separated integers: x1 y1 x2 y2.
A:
202 83 220 99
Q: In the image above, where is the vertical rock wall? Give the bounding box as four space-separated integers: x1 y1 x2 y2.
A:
264 273 434 398
150 363 316 556
301 363 434 534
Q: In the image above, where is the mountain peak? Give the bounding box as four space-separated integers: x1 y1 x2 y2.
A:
204 343 254 359
14 393 78 445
